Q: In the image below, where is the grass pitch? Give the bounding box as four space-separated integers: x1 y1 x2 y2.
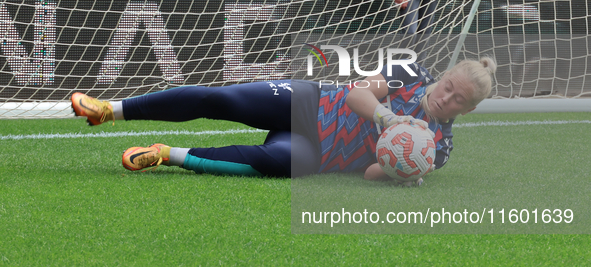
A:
0 113 590 265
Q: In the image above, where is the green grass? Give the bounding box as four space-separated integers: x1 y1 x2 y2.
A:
1 113 590 265
293 112 591 234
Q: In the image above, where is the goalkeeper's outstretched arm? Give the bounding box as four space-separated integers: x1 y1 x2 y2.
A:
345 73 389 122
345 74 429 129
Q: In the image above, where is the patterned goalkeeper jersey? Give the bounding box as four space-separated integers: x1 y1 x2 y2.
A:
317 64 454 173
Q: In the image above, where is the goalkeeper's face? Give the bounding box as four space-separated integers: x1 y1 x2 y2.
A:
428 72 476 121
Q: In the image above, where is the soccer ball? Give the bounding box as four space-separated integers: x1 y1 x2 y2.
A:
375 122 436 182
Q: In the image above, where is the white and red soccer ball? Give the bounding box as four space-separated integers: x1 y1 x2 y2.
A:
376 122 436 182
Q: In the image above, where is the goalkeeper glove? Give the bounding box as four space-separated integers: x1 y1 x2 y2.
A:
372 104 434 138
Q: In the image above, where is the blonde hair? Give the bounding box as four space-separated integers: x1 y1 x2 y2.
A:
420 57 497 122
448 57 497 106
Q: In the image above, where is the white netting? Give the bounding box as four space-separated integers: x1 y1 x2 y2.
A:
0 0 589 118
461 0 591 99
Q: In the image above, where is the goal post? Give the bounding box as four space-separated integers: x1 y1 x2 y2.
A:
474 99 591 114
450 0 591 113
0 0 589 119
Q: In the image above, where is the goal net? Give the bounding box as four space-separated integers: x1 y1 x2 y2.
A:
0 0 589 118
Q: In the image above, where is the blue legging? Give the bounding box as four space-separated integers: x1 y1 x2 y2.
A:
122 80 321 177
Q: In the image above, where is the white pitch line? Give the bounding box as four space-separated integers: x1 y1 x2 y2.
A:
453 120 591 128
1 120 590 141
0 129 268 141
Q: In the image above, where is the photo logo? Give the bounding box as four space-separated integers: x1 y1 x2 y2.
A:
305 43 328 67
306 45 418 77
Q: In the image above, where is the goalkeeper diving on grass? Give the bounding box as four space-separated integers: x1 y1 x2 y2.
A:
71 57 496 182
